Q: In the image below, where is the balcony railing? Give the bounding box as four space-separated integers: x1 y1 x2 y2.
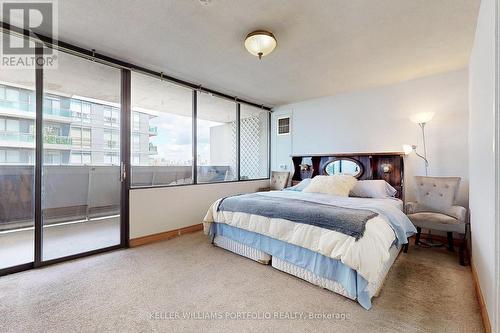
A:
0 131 34 142
149 143 158 154
0 131 72 145
149 126 158 136
0 100 35 113
0 98 75 118
0 164 233 230
44 134 72 145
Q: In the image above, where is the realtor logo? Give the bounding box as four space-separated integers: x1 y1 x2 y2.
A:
1 0 58 68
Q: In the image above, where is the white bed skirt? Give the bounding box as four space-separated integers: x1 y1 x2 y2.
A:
213 235 271 264
272 244 401 299
213 234 401 300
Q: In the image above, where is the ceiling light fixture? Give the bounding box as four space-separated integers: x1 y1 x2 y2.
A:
244 30 277 59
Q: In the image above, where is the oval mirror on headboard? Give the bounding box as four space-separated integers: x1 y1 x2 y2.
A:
324 158 364 178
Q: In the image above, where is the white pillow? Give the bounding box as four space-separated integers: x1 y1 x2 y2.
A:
350 180 397 198
303 175 358 197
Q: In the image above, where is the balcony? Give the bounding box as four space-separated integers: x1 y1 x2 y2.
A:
0 99 35 113
106 140 119 149
44 107 73 118
0 132 72 145
148 126 158 136
44 134 72 145
149 143 158 154
0 131 34 143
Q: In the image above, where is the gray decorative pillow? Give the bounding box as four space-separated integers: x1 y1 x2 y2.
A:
350 180 397 198
283 178 312 191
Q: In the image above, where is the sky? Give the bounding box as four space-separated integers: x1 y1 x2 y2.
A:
149 112 223 165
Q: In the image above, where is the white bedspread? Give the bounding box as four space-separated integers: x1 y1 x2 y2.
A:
204 191 414 284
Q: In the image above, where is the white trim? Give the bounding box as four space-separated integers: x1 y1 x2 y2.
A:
495 0 500 330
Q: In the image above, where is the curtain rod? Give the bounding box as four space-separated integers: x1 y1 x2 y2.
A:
0 22 273 112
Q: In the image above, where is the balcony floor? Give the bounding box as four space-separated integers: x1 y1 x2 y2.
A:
0 217 120 269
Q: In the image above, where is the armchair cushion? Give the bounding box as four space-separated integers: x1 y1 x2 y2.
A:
414 176 460 212
407 212 466 234
405 201 467 223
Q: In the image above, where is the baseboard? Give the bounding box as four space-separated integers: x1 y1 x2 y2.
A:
471 261 492 333
129 223 203 247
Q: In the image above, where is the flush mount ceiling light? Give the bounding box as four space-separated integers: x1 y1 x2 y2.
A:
244 30 277 59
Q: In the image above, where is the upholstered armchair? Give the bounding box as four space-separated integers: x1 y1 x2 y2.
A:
403 176 468 265
258 171 290 191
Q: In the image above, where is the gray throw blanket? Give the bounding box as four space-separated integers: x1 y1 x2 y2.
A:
217 193 378 240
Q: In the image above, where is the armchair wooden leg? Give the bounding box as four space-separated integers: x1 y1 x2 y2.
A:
447 232 454 252
415 227 421 246
459 235 468 266
403 239 409 253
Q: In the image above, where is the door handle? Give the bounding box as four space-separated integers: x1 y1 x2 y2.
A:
120 162 126 182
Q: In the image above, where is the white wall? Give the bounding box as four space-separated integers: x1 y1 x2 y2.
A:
272 69 469 206
210 123 233 166
129 180 269 238
469 0 498 330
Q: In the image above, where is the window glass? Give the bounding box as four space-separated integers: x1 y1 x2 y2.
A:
240 105 269 179
197 93 237 183
131 72 193 186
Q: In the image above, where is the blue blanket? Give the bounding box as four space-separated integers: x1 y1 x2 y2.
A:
218 193 377 239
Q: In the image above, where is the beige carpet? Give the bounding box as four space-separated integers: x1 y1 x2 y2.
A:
0 232 483 333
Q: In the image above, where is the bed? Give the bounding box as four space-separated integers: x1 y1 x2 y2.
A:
203 153 416 310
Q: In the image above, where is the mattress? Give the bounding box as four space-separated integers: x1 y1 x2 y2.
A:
213 235 271 265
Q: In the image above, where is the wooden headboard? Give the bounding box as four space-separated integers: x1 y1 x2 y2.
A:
291 152 405 200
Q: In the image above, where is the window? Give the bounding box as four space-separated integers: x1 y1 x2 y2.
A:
197 93 237 183
240 105 269 180
104 129 120 149
132 113 140 131
70 152 82 164
104 153 119 165
82 129 91 148
6 119 19 132
72 127 92 149
132 133 140 151
71 152 92 165
277 117 290 135
6 150 19 163
43 151 61 165
104 106 119 127
5 88 19 102
131 72 193 187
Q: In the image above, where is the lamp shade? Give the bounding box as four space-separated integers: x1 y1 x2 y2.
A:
410 112 435 124
244 30 277 59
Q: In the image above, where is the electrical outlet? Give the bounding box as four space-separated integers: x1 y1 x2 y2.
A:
279 164 287 170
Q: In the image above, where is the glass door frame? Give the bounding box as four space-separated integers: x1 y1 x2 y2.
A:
0 47 131 276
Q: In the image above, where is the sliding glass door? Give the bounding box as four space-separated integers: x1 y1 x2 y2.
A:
0 34 36 270
41 51 123 261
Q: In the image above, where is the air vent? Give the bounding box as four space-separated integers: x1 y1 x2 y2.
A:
277 117 290 135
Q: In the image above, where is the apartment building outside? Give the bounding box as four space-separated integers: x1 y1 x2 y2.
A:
0 83 158 166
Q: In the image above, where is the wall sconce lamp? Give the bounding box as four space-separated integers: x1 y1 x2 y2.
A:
381 164 392 173
299 164 311 171
403 144 429 173
404 112 434 176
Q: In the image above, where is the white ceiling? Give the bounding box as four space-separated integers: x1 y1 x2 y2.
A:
19 0 482 106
